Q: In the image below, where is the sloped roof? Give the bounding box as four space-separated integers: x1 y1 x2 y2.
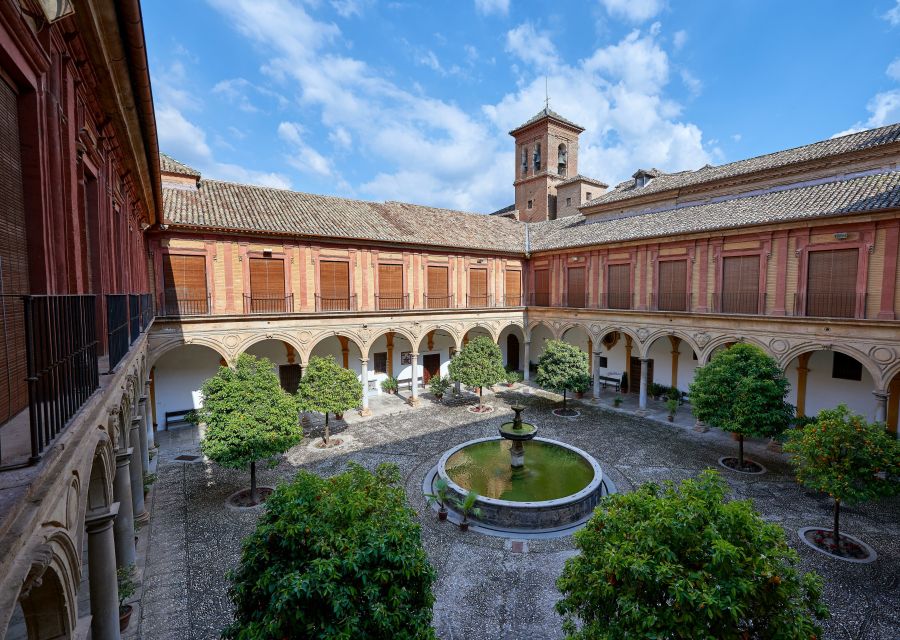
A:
557 174 609 188
531 171 900 251
509 108 585 135
159 153 200 178
162 179 526 252
587 123 900 207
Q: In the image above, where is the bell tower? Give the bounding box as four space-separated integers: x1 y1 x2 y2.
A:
509 107 584 223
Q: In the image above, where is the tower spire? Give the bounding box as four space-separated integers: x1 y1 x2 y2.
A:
544 76 549 110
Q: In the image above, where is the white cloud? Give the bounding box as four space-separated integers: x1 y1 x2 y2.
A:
329 126 352 148
672 29 687 51
505 23 558 69
331 0 368 18
731 133 742 142
883 0 900 26
474 0 509 16
680 69 702 96
278 121 334 178
599 0 665 23
833 90 900 137
887 58 900 82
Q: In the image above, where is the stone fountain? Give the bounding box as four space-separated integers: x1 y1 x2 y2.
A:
497 405 537 468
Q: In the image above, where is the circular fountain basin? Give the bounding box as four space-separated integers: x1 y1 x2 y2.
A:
436 436 603 530
498 420 537 440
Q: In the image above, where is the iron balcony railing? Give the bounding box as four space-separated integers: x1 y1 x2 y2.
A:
562 292 588 309
424 294 453 309
709 292 766 315
244 294 294 314
376 294 409 311
161 290 211 317
106 294 130 372
502 294 523 307
24 295 99 463
466 294 492 309
528 292 552 307
599 291 632 310
650 292 692 312
794 292 865 319
129 294 140 344
315 294 357 312
140 293 154 330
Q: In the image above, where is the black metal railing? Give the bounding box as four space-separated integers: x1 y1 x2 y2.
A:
600 291 632 310
710 292 766 315
794 292 864 319
424 294 453 309
650 292 691 312
376 294 409 311
140 293 154 330
502 294 523 307
528 292 551 307
161 290 211 316
466 294 492 308
244 294 294 314
315 294 357 312
562 293 587 309
106 294 129 372
129 294 140 344
24 295 99 462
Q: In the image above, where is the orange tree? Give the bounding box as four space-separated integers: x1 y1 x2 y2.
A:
784 404 900 552
556 470 828 639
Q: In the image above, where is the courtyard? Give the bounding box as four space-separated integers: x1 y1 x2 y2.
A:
134 391 900 640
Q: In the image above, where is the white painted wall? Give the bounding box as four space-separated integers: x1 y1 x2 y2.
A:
596 335 628 384
310 337 362 378
646 338 699 393
786 351 876 420
244 339 291 372
153 345 223 419
498 326 526 370
529 325 554 365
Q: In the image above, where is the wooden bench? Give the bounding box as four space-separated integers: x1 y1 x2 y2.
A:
596 375 621 392
164 409 193 431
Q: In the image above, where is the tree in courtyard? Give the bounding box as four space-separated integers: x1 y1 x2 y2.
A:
448 336 506 411
193 354 302 505
296 355 363 445
556 470 828 639
224 462 437 640
784 404 900 555
535 339 590 414
689 343 793 470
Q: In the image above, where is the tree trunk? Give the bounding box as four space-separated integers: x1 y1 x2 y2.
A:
737 434 745 468
562 389 567 410
324 413 330 444
833 498 842 553
478 387 483 409
250 460 258 505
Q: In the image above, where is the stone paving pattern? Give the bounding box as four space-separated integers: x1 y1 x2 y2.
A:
137 390 900 640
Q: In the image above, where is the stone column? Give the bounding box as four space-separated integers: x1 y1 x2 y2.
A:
409 352 420 406
112 450 136 567
86 504 122 640
592 351 602 399
638 358 649 411
148 371 158 448
360 358 371 416
522 341 531 382
138 396 150 474
129 417 149 524
873 391 888 423
795 353 811 417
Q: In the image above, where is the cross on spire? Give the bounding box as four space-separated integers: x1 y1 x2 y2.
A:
544 76 550 110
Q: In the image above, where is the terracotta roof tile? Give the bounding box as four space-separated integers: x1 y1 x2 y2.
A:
159 153 200 178
509 108 585 135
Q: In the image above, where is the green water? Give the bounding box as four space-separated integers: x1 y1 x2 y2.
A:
444 440 595 502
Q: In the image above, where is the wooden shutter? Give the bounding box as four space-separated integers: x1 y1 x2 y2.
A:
249 258 286 311
319 260 350 310
806 249 858 318
607 264 631 309
0 76 28 424
378 264 403 310
505 271 521 306
534 269 550 306
426 265 449 308
657 260 687 311
721 255 760 313
566 267 585 308
469 268 488 307
162 255 208 314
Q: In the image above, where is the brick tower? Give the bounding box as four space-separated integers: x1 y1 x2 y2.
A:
509 107 585 222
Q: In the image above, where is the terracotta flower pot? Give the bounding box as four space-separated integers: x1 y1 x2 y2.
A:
119 605 133 632
459 521 469 532
667 415 674 422
575 391 584 399
435 393 443 401
438 508 448 521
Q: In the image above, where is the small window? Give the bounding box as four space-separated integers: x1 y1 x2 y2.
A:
832 352 862 381
527 200 533 209
597 356 608 368
566 197 572 206
586 191 592 201
374 352 388 374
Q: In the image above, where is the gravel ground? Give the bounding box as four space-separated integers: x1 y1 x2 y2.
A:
137 390 900 640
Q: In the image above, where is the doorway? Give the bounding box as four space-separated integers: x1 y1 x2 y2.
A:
629 357 653 394
506 334 520 371
422 353 441 384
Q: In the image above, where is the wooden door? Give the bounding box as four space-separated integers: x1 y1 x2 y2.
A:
423 353 440 384
427 265 450 308
507 334 520 371
378 263 404 310
629 357 653 395
162 254 208 314
721 255 760 313
279 364 301 394
249 257 286 312
319 260 350 310
567 267 585 308
806 249 858 318
533 269 550 306
505 270 521 306
469 268 488 307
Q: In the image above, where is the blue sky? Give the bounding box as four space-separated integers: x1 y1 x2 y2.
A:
143 0 900 213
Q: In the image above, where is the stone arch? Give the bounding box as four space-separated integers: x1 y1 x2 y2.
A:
596 325 644 351
525 319 555 343
461 322 499 343
85 439 113 515
641 330 703 393
498 323 527 371
778 343 882 387
415 322 462 352
150 343 228 424
234 332 306 364
698 334 773 366
15 532 80 640
639 329 702 361
362 326 419 357
149 337 230 368
302 330 365 365
558 321 592 342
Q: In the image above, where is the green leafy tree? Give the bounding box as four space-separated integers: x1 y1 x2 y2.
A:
784 404 900 553
448 336 505 409
224 462 437 640
296 356 363 444
689 343 793 468
194 354 302 505
535 340 590 411
556 470 828 639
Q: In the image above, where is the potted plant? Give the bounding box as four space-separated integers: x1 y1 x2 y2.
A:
381 376 399 395
572 373 591 400
142 471 157 498
425 477 452 521
454 491 482 532
504 369 522 387
428 375 451 401
117 564 136 631
666 396 679 422
613 395 623 408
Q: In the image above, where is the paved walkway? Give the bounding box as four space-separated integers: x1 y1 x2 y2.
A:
136 392 900 640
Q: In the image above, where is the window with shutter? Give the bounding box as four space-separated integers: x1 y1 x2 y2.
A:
657 260 688 311
566 267 585 308
162 255 208 315
319 260 351 311
374 352 388 374
377 264 404 310
533 269 550 306
469 268 488 307
504 270 521 306
721 255 760 313
249 257 286 312
426 266 450 308
805 249 858 318
607 264 631 309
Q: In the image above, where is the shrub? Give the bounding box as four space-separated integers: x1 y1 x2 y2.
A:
193 354 302 504
535 340 590 410
505 369 523 385
689 343 793 468
297 356 363 445
448 336 506 409
224 463 437 640
784 404 900 552
381 376 399 393
428 374 452 397
649 382 668 399
117 564 136 614
556 470 828 639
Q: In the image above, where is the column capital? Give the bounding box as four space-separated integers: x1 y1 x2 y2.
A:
85 503 120 532
139 395 148 403
359 357 369 364
115 447 135 465
873 390 889 401
411 351 419 357
131 416 142 426
640 357 650 363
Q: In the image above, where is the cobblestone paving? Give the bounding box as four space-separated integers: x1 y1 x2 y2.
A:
138 390 900 640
